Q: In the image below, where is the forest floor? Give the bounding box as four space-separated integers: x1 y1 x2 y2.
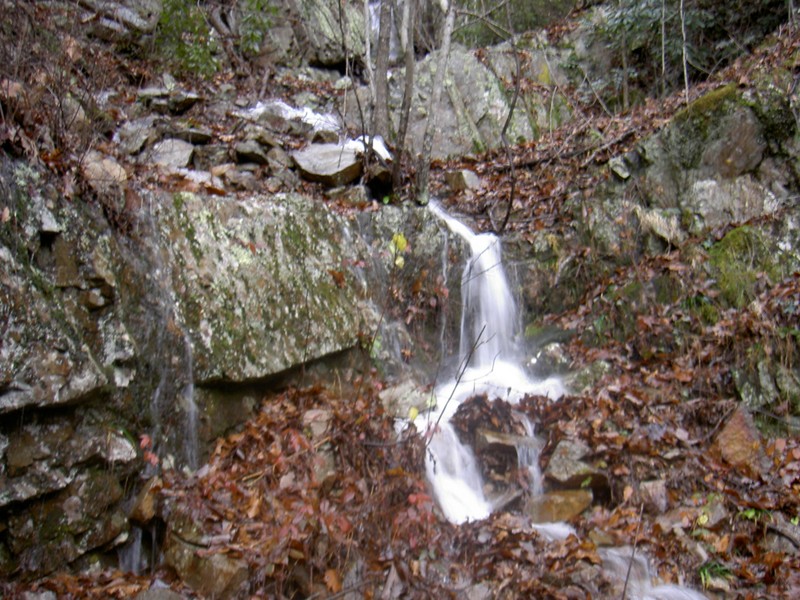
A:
2 4 800 599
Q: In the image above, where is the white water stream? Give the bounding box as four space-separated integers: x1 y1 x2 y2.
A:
416 201 564 524
418 202 707 599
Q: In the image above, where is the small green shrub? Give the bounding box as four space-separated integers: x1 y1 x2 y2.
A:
237 0 277 58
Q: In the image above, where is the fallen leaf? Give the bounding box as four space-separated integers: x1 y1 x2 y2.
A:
324 569 342 593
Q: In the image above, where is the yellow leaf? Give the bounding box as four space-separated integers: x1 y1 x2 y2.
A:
391 232 408 253
623 485 634 502
408 406 419 421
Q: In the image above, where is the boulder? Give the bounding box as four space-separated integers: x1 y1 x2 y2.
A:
346 43 570 159
292 143 363 186
81 150 128 196
160 190 367 382
115 116 161 156
80 0 162 41
147 138 195 169
163 534 249 598
544 439 608 495
445 169 482 192
234 139 271 165
290 0 367 66
525 489 593 523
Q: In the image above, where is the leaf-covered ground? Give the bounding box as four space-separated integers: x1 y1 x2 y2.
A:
3 5 800 599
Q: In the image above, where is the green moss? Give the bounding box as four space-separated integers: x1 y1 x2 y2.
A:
654 274 681 305
709 226 779 308
674 84 738 124
683 294 720 325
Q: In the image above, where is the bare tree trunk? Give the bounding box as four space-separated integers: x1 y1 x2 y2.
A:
416 0 455 205
661 0 667 97
372 0 393 139
364 0 375 103
680 0 690 105
393 0 416 191
495 0 520 234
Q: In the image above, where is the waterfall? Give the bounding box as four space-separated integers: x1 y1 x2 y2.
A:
418 202 708 599
416 201 564 524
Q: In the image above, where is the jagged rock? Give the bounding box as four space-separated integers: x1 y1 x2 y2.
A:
475 428 542 455
193 144 231 170
115 116 161 155
1 421 136 508
138 86 201 115
129 477 162 524
525 489 593 523
80 0 162 41
242 124 280 148
266 146 293 171
5 469 126 575
147 138 195 169
545 439 608 493
170 124 213 145
0 244 108 414
234 139 270 165
292 143 363 186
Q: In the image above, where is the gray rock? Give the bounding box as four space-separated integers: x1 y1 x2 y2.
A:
379 380 434 418
81 150 128 196
170 125 213 145
163 533 249 598
445 169 482 192
115 116 160 155
234 139 270 165
545 439 607 491
81 0 162 41
162 191 366 382
147 138 195 169
292 0 366 66
292 143 363 186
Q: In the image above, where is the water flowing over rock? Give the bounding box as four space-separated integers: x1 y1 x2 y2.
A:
415 202 564 524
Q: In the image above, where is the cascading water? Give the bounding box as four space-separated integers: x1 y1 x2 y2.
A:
416 201 564 524
419 202 708 599
118 206 200 574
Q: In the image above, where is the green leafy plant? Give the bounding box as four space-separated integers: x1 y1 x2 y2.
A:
237 0 277 58
737 507 771 525
698 561 732 589
592 0 786 104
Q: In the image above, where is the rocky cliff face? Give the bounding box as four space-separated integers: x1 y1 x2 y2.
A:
0 154 462 576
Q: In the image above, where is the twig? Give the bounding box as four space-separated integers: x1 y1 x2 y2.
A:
426 324 487 447
621 503 645 600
